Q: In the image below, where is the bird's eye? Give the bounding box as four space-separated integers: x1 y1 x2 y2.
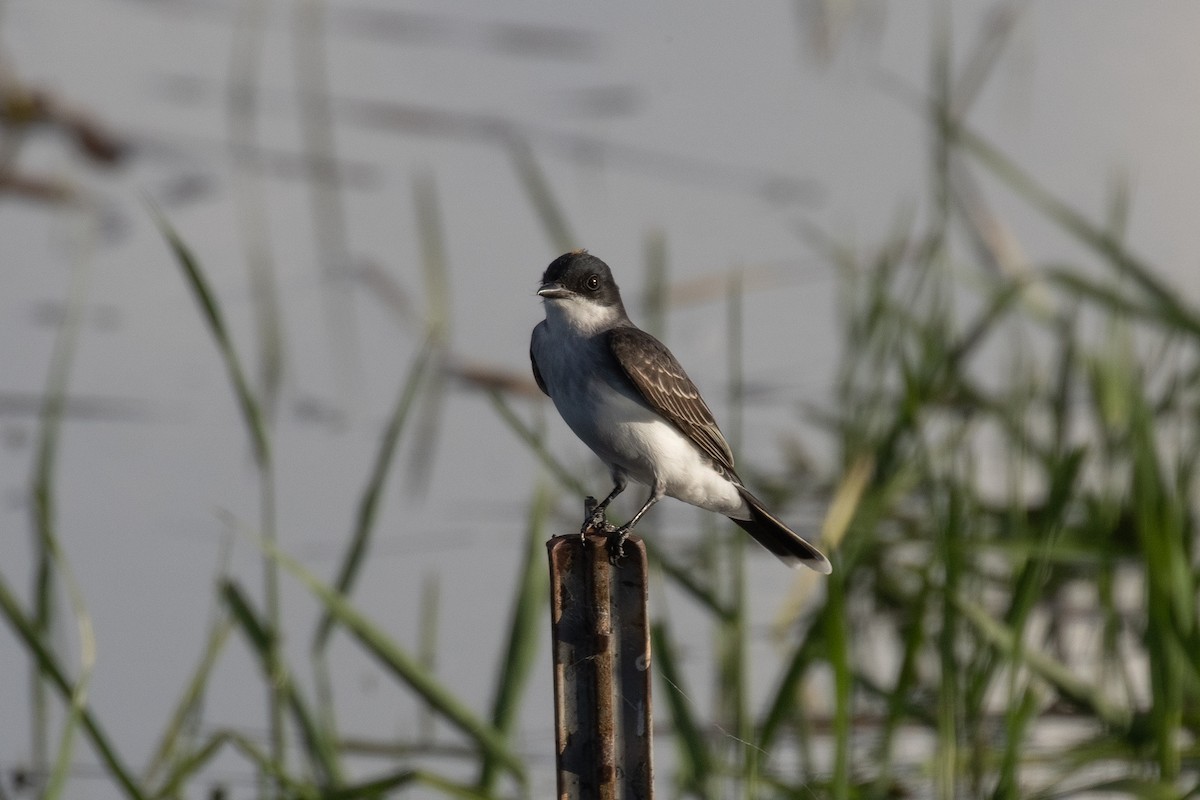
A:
585 274 600 291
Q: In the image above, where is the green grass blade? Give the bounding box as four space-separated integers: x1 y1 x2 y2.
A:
1128 385 1189 779
0 575 145 800
147 730 235 800
150 729 335 800
505 134 576 252
143 538 236 787
28 239 94 780
314 344 433 650
261 539 528 782
328 769 493 800
757 622 821 754
825 560 852 800
23 246 105 800
651 621 712 795
476 483 552 793
41 555 95 800
870 576 932 796
640 230 668 339
149 202 286 778
486 388 585 496
147 201 270 468
221 581 343 788
194 729 318 800
958 124 1200 338
142 614 233 788
226 0 284 416
954 594 1131 731
293 0 363 410
406 172 451 496
647 543 730 621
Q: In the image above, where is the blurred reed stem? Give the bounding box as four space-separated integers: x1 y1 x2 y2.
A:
150 204 286 792
294 0 362 412
227 0 285 417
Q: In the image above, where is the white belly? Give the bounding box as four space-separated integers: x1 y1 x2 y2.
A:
584 384 746 515
539 350 747 516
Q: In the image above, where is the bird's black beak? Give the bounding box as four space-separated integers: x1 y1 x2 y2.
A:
537 282 572 299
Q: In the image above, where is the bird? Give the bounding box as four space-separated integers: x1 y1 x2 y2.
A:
529 250 832 574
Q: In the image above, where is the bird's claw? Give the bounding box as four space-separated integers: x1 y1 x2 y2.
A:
581 496 625 562
580 496 611 539
606 528 630 564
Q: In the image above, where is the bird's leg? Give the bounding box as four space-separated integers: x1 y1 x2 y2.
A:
608 485 663 562
582 478 626 537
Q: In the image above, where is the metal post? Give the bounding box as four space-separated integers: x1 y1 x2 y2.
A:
548 531 652 800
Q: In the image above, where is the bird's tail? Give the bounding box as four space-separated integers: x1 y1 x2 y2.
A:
729 487 832 574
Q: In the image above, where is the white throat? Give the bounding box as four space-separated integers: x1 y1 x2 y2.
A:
542 296 624 337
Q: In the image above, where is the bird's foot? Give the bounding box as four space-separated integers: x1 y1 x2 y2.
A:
580 496 612 539
606 527 631 564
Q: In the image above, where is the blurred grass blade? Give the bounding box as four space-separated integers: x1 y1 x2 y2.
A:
477 483 552 793
314 344 433 650
226 0 285 415
149 730 236 800
950 1 1027 119
640 230 668 338
1128 385 1190 779
143 614 233 788
406 172 451 496
757 622 821 753
994 686 1039 799
826 561 851 799
25 245 102 800
147 201 270 468
0 575 145 800
164 729 316 800
416 573 440 742
954 594 1131 730
486 388 584 496
871 577 932 796
221 581 343 789
718 271 752 778
1075 778 1192 800
294 0 363 412
1045 270 1158 326
651 621 711 794
29 238 94 779
958 123 1200 338
505 133 576 252
329 769 493 800
42 551 95 800
262 538 527 782
143 537 236 787
820 454 873 551
647 542 729 620
150 201 288 781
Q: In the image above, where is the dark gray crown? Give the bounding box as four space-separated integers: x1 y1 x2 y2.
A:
540 250 625 309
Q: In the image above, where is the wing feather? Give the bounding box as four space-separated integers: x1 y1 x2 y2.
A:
530 323 550 397
606 327 736 472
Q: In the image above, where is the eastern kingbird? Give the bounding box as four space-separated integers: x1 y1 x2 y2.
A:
530 250 832 573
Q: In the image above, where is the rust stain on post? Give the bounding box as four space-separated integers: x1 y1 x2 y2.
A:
548 532 652 800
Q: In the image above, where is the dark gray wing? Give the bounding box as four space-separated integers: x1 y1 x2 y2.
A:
530 323 550 396
606 326 736 472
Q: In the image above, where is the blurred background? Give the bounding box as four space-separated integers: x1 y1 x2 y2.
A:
3 2 1200 798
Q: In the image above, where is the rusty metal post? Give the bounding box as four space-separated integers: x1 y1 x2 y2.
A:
548 531 652 800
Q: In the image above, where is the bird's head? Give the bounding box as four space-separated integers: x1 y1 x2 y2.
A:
537 250 628 335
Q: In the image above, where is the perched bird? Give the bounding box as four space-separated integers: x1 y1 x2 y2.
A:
530 250 832 573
